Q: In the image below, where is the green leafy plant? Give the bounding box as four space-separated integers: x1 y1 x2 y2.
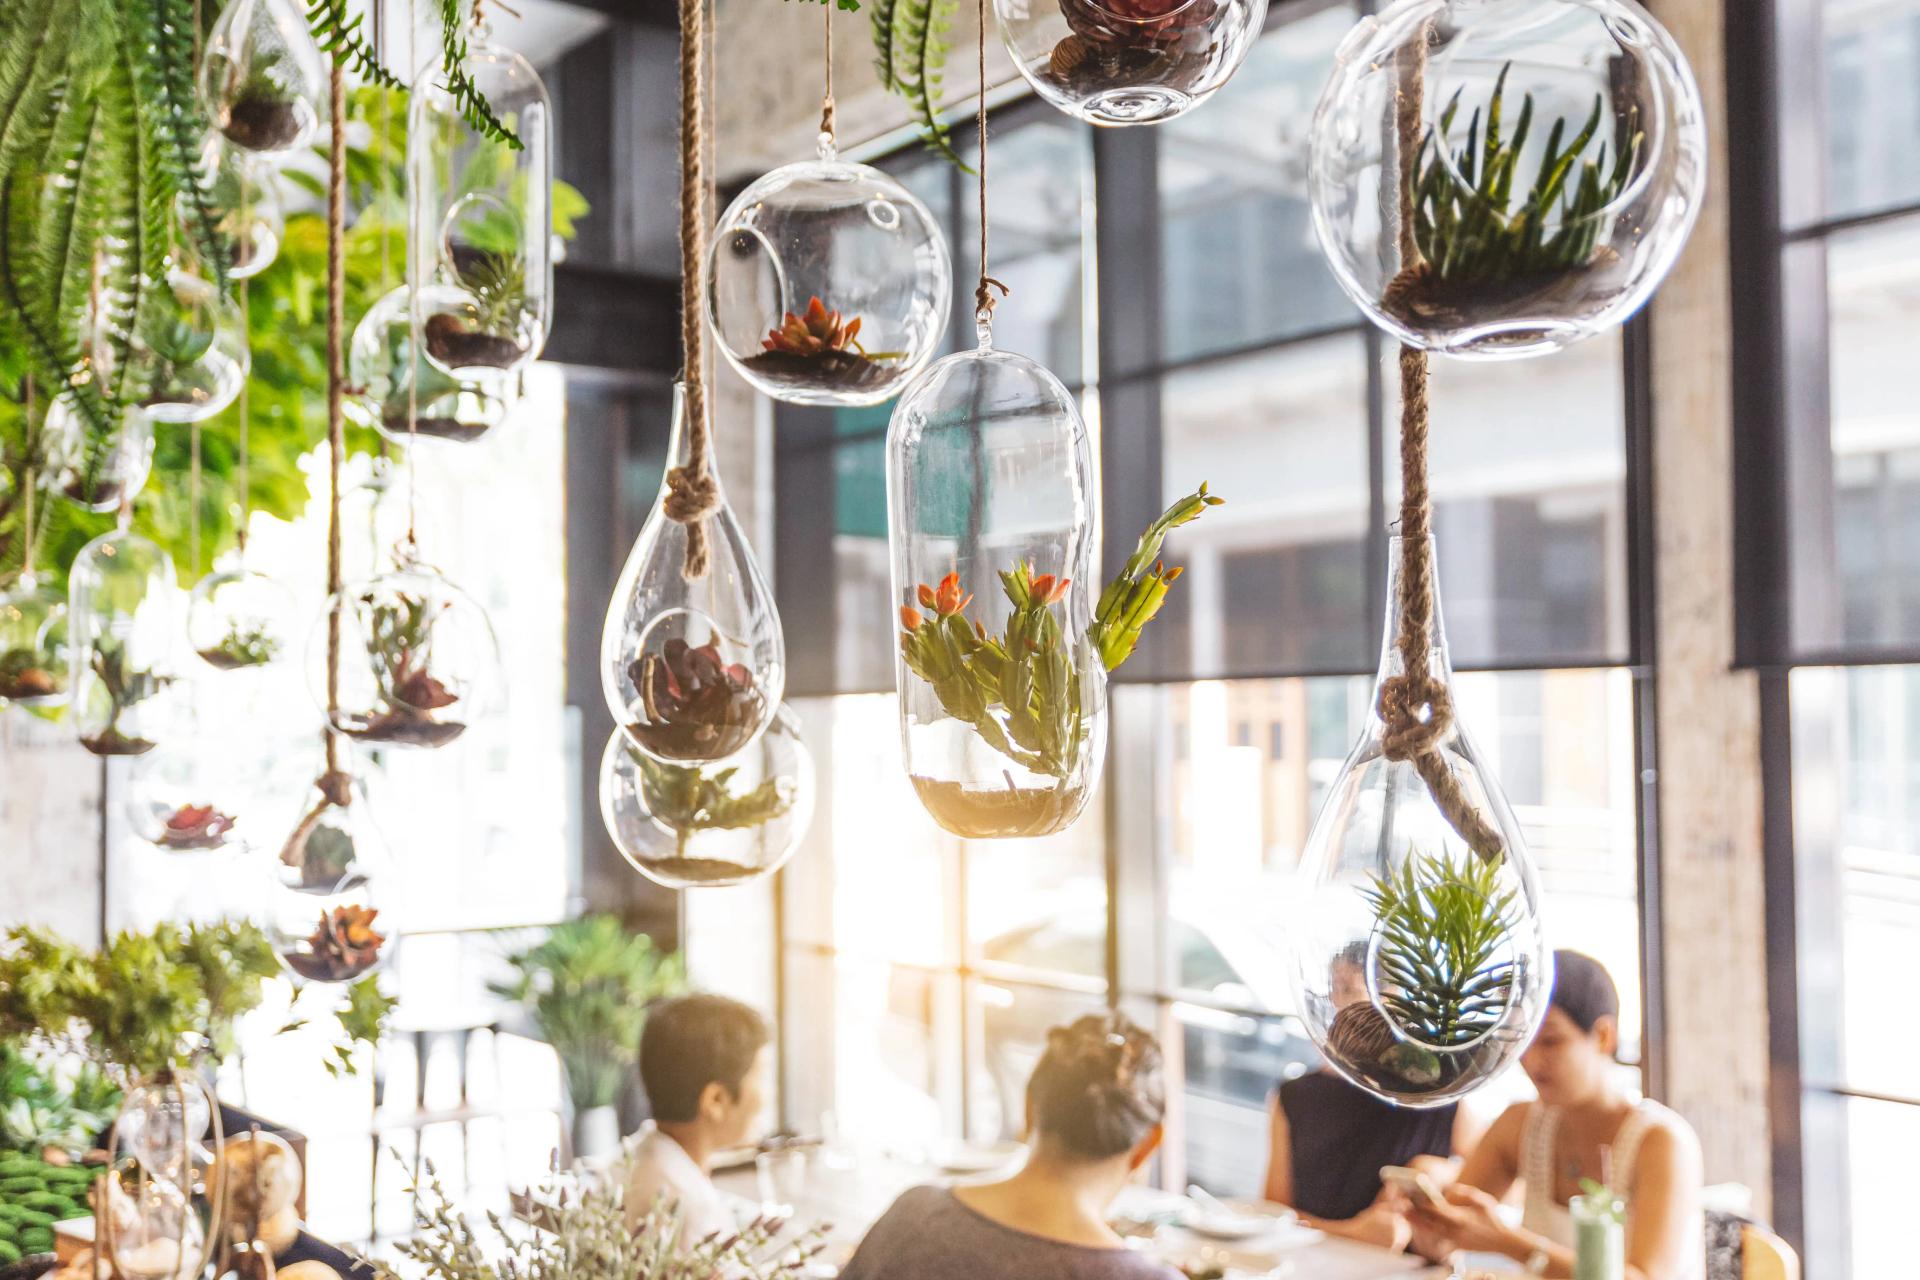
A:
637 752 796 862
373 1161 823 1280
80 636 171 755
0 1042 121 1155
489 917 685 1112
1397 65 1642 311
868 0 965 168
1362 848 1519 1050
896 483 1223 780
198 618 280 670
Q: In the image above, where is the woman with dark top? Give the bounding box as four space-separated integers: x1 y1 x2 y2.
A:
1263 943 1483 1249
839 1012 1181 1280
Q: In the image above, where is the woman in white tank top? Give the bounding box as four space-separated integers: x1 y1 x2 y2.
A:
1406 951 1705 1280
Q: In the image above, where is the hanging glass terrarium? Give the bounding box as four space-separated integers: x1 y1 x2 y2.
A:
310 557 501 749
994 0 1267 125
708 138 951 406
348 285 513 445
121 270 250 423
598 704 815 889
885 327 1106 839
408 37 553 380
199 0 329 159
104 1071 220 1280
269 774 393 984
43 401 155 512
67 529 179 756
601 383 784 764
188 561 295 671
0 574 69 712
184 142 284 281
1309 0 1707 359
1287 536 1549 1105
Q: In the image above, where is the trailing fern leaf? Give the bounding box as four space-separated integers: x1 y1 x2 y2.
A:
0 174 113 439
438 0 522 150
879 0 965 169
308 0 405 91
0 0 73 208
129 0 228 291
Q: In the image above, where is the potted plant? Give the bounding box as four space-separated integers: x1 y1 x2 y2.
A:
490 917 685 1162
77 637 171 756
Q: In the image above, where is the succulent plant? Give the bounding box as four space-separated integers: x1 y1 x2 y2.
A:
626 637 764 761
300 906 385 982
157 804 237 851
762 296 869 359
198 618 280 670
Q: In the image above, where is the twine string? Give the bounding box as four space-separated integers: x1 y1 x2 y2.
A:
1376 28 1503 864
322 37 349 796
820 0 835 142
237 277 250 553
973 0 1006 325
665 0 721 580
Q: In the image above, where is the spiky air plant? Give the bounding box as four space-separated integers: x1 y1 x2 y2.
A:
424 246 532 370
1387 63 1644 323
1362 848 1519 1050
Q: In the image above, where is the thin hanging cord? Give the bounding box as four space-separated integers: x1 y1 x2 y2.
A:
1376 29 1502 863
663 0 721 580
320 41 352 807
973 0 1005 325
820 1 835 142
189 419 202 578
399 0 420 556
236 277 251 554
18 378 35 576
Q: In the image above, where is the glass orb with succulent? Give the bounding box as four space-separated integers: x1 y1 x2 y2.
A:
188 564 294 671
348 285 513 445
0 574 69 712
269 776 393 985
66 529 179 757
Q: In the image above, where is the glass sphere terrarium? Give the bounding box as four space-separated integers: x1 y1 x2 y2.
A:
199 0 329 159
598 704 815 889
408 38 552 381
188 562 295 671
1309 0 1707 359
0 575 69 712
708 141 951 406
310 559 501 749
267 779 393 985
43 401 155 513
885 329 1106 839
601 383 785 764
348 285 513 445
119 270 250 423
67 529 180 757
994 0 1268 125
1287 537 1550 1105
184 142 284 280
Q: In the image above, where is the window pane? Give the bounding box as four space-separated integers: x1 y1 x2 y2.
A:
1143 335 1373 680
966 979 1107 1143
1821 2 1920 223
1158 7 1358 362
1173 1002 1312 1197
1397 335 1630 666
958 116 1092 383
969 819 1108 983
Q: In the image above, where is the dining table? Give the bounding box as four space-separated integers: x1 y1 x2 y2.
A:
711 1143 1463 1280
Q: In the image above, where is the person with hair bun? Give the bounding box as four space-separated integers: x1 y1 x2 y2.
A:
1408 950 1704 1280
839 1012 1181 1280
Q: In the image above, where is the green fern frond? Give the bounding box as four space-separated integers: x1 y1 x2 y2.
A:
882 0 964 169
129 0 227 290
0 0 73 194
101 30 169 417
871 0 900 90
0 174 113 440
438 0 522 151
307 0 405 91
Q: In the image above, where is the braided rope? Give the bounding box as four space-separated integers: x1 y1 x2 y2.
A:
322 43 349 796
667 0 722 580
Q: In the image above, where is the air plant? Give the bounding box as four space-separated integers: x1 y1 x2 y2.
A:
625 638 765 763
286 906 385 984
1388 64 1644 321
896 483 1223 780
197 618 280 670
78 637 169 756
348 590 464 747
1361 848 1519 1050
155 804 237 852
424 246 531 370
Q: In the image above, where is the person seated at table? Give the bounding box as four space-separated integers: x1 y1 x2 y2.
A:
839 1012 1182 1280
1408 950 1704 1280
1264 943 1483 1250
623 992 771 1244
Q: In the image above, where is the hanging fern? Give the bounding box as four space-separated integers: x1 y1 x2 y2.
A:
130 0 228 291
308 0 405 92
438 0 522 150
870 0 966 169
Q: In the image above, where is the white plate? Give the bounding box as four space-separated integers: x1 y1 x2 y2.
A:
924 1138 1024 1174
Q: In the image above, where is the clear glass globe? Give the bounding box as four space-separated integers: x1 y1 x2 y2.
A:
42 401 155 513
886 332 1107 839
347 285 513 445
598 704 815 889
268 776 394 984
184 142 284 280
113 1074 213 1181
199 0 329 159
188 564 296 671
994 0 1268 125
121 271 250 423
708 145 951 407
0 574 70 711
67 529 180 757
308 560 501 749
1309 0 1707 358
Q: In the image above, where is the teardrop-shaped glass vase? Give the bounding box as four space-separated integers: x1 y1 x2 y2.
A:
598 703 815 889
885 326 1106 839
0 573 70 711
269 774 395 984
68 528 181 756
199 0 329 159
600 383 785 764
1287 535 1550 1105
42 401 156 513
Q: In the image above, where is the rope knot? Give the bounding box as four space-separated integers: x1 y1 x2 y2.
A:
1377 671 1452 762
317 769 354 808
974 276 1009 323
662 466 721 525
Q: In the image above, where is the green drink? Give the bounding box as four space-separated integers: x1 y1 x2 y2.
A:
1571 1191 1626 1280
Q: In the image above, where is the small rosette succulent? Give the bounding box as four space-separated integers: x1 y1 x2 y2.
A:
306 905 385 979
763 296 866 359
158 803 238 851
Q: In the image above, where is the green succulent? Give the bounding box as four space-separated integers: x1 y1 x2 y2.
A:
1362 848 1519 1050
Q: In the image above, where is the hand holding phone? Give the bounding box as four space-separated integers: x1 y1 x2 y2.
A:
1379 1164 1444 1211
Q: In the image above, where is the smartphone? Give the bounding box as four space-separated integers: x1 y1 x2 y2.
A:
1380 1164 1444 1210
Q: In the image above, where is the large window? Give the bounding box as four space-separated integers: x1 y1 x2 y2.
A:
1742 1 1920 1272
767 0 1649 1199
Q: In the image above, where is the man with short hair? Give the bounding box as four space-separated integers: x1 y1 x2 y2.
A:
624 993 772 1243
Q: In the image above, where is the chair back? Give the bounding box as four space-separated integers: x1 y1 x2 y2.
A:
1741 1224 1799 1280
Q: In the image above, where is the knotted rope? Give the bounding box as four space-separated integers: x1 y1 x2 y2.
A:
973 0 1007 324
1378 29 1503 864
669 0 722 580
321 38 350 798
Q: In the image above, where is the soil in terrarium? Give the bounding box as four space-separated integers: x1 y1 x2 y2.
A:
423 313 528 371
79 728 157 756
344 708 467 748
910 776 1086 839
1324 1001 1490 1098
382 411 491 442
738 348 897 394
59 477 126 508
1041 35 1209 99
223 90 306 151
0 650 62 701
629 855 767 885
